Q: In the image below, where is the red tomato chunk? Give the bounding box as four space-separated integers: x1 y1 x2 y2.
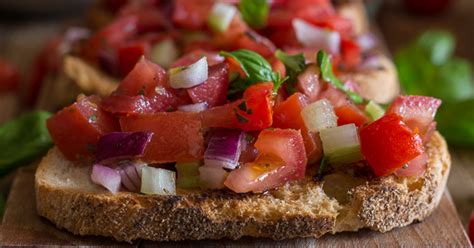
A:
47 96 118 160
120 112 204 163
225 128 307 193
360 113 424 177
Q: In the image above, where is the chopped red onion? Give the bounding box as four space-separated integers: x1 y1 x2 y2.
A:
359 54 382 70
204 129 243 170
114 160 146 192
96 132 153 162
292 18 341 55
357 33 378 52
91 164 121 194
178 102 208 112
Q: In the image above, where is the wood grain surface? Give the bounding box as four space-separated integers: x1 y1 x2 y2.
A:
0 167 470 247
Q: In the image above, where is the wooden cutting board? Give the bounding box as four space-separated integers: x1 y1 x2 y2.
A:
0 167 471 247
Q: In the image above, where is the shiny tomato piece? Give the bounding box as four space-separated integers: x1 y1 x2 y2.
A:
310 15 353 36
0 59 20 93
273 93 322 163
117 40 150 77
394 153 428 178
47 96 118 160
360 113 424 177
296 64 323 102
335 103 369 127
187 63 229 107
341 38 361 69
270 57 286 78
235 31 276 58
172 0 213 29
101 95 153 115
224 128 307 193
386 95 442 140
82 16 138 63
200 83 274 131
116 57 167 96
285 0 331 10
118 2 169 32
120 112 204 162
171 49 224 68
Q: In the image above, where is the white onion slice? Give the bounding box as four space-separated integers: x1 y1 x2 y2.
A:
140 166 176 195
150 39 179 69
91 164 121 194
292 18 341 54
199 166 229 189
169 57 208 89
178 102 208 112
320 124 363 165
301 99 338 133
208 2 238 33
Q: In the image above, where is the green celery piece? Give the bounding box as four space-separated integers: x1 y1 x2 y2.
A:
416 30 454 65
176 162 200 177
275 50 305 94
177 176 200 189
327 146 363 166
239 0 269 29
0 111 53 176
436 100 474 146
365 101 385 121
317 50 364 104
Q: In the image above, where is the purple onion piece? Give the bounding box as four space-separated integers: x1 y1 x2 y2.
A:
204 129 243 170
114 160 146 192
359 54 382 70
119 169 137 192
91 164 121 194
357 33 378 53
96 131 153 163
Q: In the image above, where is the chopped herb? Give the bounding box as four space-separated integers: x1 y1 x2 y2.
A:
220 49 286 94
247 108 253 114
238 100 248 112
402 163 409 169
275 50 306 95
88 114 97 123
166 106 174 112
316 156 327 181
317 50 365 104
239 0 269 29
234 109 249 123
138 87 146 96
244 133 255 143
86 144 96 153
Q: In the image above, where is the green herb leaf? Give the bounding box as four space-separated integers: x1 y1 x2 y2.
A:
417 30 454 65
316 50 364 104
220 49 285 93
436 100 474 146
0 111 53 176
239 0 269 29
275 50 305 94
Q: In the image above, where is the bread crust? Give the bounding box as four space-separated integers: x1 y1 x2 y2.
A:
35 132 450 242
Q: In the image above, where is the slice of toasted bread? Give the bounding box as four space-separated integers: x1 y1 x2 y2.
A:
35 132 450 242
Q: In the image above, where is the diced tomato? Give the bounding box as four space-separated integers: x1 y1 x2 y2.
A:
285 0 331 10
386 95 442 141
172 0 213 29
118 2 169 32
182 40 218 54
270 56 286 78
341 38 361 69
234 31 276 58
187 63 229 107
0 59 20 93
296 64 323 102
360 113 424 177
318 85 349 107
394 153 428 178
47 96 118 160
171 49 224 68
335 103 369 127
117 40 150 77
310 15 353 36
273 93 322 163
103 57 187 114
224 129 307 193
200 83 274 131
120 112 204 162
82 16 138 64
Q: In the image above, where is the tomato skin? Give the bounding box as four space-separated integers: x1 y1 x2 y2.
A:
335 103 369 127
235 31 276 58
394 153 428 178
360 113 424 177
172 0 213 29
0 59 20 93
386 95 441 141
47 96 118 160
296 64 323 102
117 40 150 77
120 112 204 163
224 128 307 193
187 63 229 107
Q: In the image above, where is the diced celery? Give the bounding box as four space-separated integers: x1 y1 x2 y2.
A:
320 124 363 165
208 3 238 33
150 39 178 69
301 99 337 133
365 100 385 121
176 162 201 189
140 166 176 195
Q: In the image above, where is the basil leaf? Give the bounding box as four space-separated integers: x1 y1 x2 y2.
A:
0 111 53 176
220 49 285 92
316 50 364 104
436 100 474 146
239 0 269 29
417 30 454 65
432 58 473 101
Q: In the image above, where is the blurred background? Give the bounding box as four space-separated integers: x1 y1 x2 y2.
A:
0 0 473 236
